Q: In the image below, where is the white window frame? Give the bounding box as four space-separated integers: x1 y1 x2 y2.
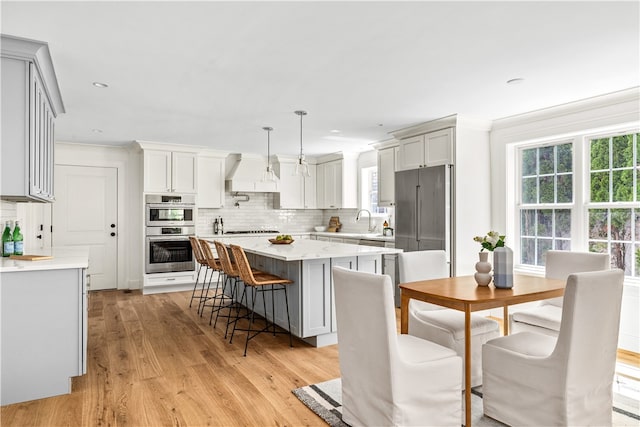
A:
358 151 388 217
510 125 639 285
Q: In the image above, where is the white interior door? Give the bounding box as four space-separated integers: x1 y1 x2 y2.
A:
54 165 117 290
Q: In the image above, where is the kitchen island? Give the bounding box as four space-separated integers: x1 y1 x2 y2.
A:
208 237 401 347
0 247 89 405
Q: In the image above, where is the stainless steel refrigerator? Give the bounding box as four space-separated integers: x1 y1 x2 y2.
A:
395 164 453 274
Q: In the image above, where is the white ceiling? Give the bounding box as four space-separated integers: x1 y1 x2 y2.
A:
2 1 639 157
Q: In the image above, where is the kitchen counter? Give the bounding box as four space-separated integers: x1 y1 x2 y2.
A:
199 231 394 243
205 236 400 347
0 246 89 272
206 236 400 261
312 231 394 243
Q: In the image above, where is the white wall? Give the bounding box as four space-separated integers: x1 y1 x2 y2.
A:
489 87 640 352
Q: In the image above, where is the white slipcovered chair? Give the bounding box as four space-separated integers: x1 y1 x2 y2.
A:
332 266 462 427
399 250 500 387
509 250 610 336
482 269 624 426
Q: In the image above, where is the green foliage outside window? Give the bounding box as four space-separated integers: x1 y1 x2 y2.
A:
519 132 639 277
588 132 639 276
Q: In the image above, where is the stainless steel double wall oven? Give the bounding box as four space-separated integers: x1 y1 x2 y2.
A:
145 194 196 274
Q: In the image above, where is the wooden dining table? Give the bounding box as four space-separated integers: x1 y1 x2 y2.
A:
400 274 566 427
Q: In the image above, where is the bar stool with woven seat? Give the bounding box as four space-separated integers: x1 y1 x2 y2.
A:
229 244 293 356
212 240 253 337
189 236 210 310
197 239 225 317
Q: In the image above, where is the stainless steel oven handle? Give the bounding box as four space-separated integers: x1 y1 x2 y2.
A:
146 203 195 209
147 235 191 241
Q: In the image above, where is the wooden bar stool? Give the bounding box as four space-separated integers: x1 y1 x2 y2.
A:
189 236 210 309
229 244 293 356
197 239 225 317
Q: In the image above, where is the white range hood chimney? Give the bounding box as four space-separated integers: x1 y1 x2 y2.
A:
225 153 280 193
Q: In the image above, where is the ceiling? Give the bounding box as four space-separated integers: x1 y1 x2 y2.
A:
2 1 639 157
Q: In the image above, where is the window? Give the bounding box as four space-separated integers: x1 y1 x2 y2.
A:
361 166 388 215
516 130 640 279
587 133 640 276
519 142 573 266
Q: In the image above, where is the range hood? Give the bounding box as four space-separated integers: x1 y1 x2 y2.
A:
225 153 280 192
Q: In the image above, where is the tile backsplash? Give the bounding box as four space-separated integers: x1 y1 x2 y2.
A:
196 192 393 235
0 201 17 227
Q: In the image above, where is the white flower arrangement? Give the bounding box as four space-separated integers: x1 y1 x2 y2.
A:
473 231 506 252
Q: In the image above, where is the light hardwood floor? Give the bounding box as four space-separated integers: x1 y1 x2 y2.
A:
1 289 340 426
2 289 638 426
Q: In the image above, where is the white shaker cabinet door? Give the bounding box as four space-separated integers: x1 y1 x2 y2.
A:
171 151 197 193
197 155 225 208
143 150 172 193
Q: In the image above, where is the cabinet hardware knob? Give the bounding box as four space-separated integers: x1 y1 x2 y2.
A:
110 232 116 237
110 224 116 228
36 234 42 239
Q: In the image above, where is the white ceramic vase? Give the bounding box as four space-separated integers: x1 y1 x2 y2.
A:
474 252 492 286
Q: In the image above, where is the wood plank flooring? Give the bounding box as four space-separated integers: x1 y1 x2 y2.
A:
2 289 638 426
1 289 340 426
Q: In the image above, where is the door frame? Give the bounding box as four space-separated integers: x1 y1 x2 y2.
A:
55 143 130 290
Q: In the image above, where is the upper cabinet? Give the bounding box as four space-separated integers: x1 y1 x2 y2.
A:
1 35 65 202
397 128 453 171
377 144 398 207
197 152 226 208
316 153 358 209
142 149 197 194
274 156 316 209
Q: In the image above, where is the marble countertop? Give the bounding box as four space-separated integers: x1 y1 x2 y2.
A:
0 247 90 272
205 236 401 261
312 231 394 242
200 231 395 243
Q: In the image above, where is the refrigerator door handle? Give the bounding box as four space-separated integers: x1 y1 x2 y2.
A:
415 184 420 241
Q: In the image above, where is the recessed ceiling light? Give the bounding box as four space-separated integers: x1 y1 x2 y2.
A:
91 128 103 133
330 129 341 133
506 78 525 85
92 82 108 88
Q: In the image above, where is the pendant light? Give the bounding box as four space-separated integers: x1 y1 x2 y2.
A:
262 126 276 182
294 110 310 177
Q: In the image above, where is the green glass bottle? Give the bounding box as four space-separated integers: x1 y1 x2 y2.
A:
2 221 14 257
13 220 23 256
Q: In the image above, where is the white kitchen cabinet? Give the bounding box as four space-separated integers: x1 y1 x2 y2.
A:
301 258 332 337
143 270 197 294
274 156 317 209
143 149 197 193
316 153 358 209
1 267 86 405
1 35 65 202
197 153 226 208
397 128 453 171
377 146 398 207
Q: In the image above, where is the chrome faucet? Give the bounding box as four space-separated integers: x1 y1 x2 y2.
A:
355 209 377 233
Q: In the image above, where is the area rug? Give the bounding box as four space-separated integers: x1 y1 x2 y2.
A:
293 378 640 427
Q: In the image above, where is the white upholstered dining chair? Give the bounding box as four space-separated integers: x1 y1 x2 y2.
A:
482 269 624 426
398 250 499 387
332 266 462 427
509 250 610 336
